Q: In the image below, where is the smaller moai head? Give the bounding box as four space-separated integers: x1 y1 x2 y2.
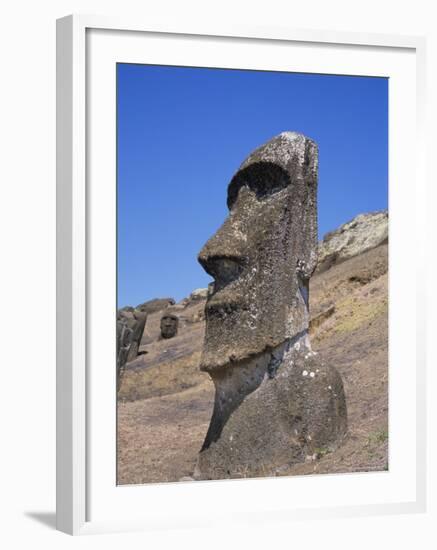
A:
160 313 179 339
198 132 318 372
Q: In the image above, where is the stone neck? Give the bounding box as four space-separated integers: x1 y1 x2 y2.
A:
201 331 311 451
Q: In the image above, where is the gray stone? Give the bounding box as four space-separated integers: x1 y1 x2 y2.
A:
160 313 179 339
118 309 135 320
194 340 347 479
317 210 388 273
116 308 148 386
116 313 134 391
189 288 208 301
198 132 318 370
126 310 148 362
119 305 135 313
194 132 347 479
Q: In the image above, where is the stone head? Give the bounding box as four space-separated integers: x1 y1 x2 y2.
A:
198 132 318 372
160 313 179 339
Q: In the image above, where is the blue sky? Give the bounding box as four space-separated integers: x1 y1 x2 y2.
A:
117 64 388 308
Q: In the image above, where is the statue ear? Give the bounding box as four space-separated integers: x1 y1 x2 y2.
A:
286 141 318 277
301 140 319 276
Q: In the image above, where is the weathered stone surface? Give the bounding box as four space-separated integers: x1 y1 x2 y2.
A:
309 304 335 334
176 288 208 310
116 308 148 387
126 310 148 362
198 132 318 370
119 306 135 318
195 340 347 479
160 313 179 339
117 311 135 391
317 210 388 273
194 132 347 479
189 288 208 301
136 297 175 314
119 309 135 319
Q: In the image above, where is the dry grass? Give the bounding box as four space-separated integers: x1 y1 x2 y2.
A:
118 351 208 402
117 381 214 484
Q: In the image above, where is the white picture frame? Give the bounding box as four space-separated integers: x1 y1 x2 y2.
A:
56 14 427 535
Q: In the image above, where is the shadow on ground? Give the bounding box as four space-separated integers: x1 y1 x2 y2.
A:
25 511 56 530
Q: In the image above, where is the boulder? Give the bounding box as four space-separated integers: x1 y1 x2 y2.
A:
189 288 208 301
135 297 175 314
317 210 388 273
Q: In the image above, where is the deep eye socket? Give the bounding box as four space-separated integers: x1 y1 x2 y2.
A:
227 161 290 209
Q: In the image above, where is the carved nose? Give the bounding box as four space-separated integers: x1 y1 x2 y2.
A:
198 254 244 292
198 213 248 291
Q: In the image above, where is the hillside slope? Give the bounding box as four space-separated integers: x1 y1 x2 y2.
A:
117 212 388 484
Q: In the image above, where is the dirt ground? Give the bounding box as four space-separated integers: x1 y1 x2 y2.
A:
117 244 388 484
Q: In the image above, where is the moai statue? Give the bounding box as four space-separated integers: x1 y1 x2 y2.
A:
126 309 148 362
116 311 134 391
194 132 347 480
160 313 179 339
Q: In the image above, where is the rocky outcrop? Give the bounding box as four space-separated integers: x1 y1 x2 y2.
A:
116 308 149 386
126 310 148 362
189 288 208 301
317 210 388 273
117 313 134 391
135 297 175 314
175 288 208 310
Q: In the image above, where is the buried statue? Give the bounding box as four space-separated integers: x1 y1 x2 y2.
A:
194 132 347 480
